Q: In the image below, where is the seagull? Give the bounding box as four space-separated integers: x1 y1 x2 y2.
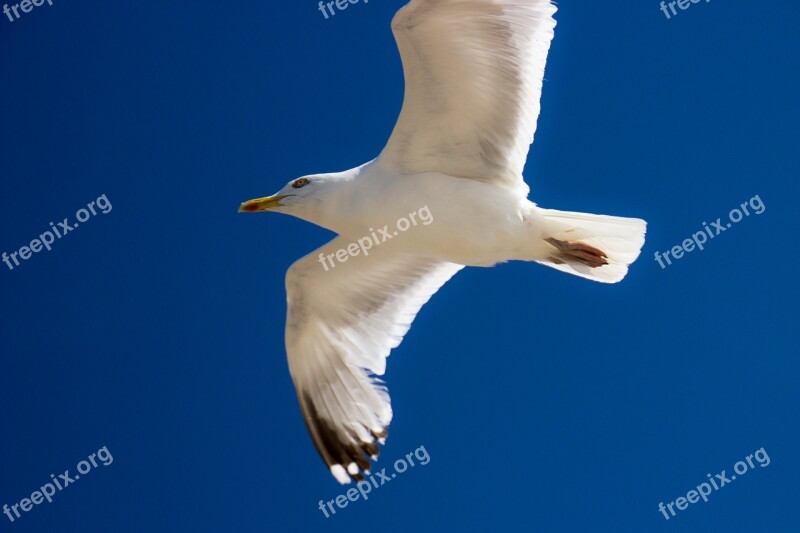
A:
240 0 646 484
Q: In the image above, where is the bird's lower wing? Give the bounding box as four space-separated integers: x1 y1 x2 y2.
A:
380 0 557 196
285 237 463 483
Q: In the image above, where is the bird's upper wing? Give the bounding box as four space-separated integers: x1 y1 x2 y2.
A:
285 237 463 483
379 0 557 197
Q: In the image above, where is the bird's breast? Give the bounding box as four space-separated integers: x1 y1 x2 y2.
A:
328 171 540 266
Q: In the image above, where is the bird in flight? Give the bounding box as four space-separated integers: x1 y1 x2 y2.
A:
240 0 646 484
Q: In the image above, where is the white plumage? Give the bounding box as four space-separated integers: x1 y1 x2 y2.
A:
382 0 557 197
240 0 646 484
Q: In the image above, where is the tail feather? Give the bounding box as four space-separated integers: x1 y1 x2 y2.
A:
537 208 647 284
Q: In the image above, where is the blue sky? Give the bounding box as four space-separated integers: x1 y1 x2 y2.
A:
1 1 798 531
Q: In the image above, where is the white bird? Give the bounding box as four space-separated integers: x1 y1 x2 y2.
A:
240 0 646 484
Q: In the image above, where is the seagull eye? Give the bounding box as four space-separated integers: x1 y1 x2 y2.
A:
292 178 310 189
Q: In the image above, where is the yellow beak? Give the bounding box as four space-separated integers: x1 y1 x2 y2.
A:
238 195 290 213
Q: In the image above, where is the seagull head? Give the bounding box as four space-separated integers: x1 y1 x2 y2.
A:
239 173 347 223
239 176 314 213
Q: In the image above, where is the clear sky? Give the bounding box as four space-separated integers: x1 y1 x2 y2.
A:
1 1 798 532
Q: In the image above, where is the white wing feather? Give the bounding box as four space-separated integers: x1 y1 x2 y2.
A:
380 0 558 197
285 237 462 483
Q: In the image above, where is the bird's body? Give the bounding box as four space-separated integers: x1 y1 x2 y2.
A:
240 0 647 484
298 159 548 267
